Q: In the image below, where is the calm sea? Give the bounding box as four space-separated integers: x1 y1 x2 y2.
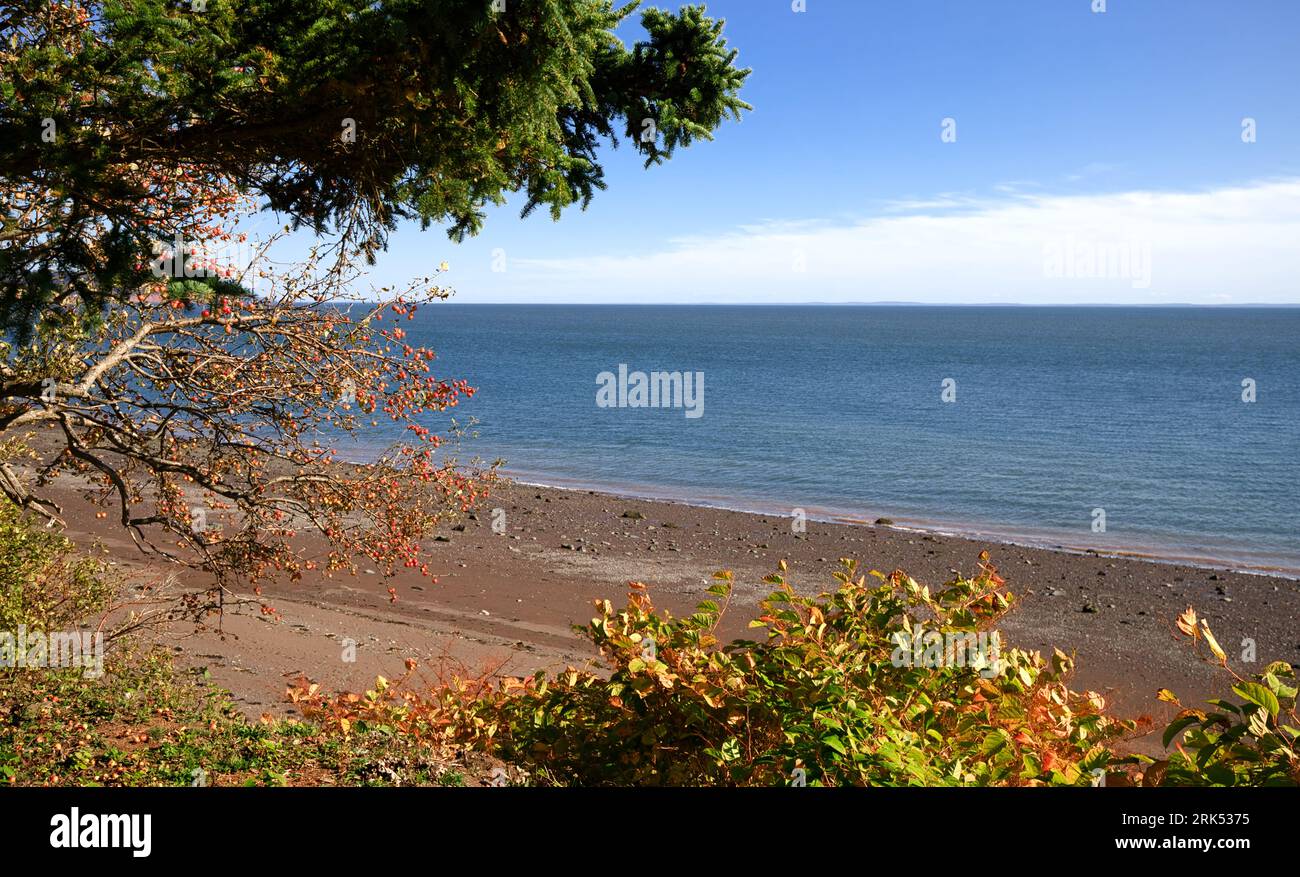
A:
351 305 1300 577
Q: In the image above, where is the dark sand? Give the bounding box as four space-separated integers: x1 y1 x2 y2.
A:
49 477 1300 757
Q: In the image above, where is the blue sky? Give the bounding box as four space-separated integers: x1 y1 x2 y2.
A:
270 0 1300 304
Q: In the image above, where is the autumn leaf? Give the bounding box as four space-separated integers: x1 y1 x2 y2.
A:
1200 620 1227 664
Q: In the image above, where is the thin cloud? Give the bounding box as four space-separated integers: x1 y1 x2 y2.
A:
481 179 1300 304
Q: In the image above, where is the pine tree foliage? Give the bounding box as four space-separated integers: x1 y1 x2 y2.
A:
0 0 750 329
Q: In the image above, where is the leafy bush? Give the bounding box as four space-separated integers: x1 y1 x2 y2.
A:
0 499 116 632
294 555 1134 786
1149 608 1299 786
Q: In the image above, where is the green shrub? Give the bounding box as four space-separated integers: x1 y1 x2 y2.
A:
1150 608 1299 786
480 558 1129 785
0 501 116 632
295 555 1133 786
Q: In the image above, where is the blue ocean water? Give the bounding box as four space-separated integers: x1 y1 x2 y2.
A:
358 305 1300 576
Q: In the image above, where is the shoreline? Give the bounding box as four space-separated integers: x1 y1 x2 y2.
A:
496 466 1300 581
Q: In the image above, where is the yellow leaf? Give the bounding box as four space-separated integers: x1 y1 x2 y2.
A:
1175 607 1199 638
1200 620 1226 663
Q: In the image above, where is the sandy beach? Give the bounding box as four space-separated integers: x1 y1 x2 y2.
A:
44 472 1299 758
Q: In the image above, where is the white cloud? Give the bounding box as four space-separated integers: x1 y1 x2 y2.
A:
469 178 1300 304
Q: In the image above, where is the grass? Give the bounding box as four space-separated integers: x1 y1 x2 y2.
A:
0 644 504 787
